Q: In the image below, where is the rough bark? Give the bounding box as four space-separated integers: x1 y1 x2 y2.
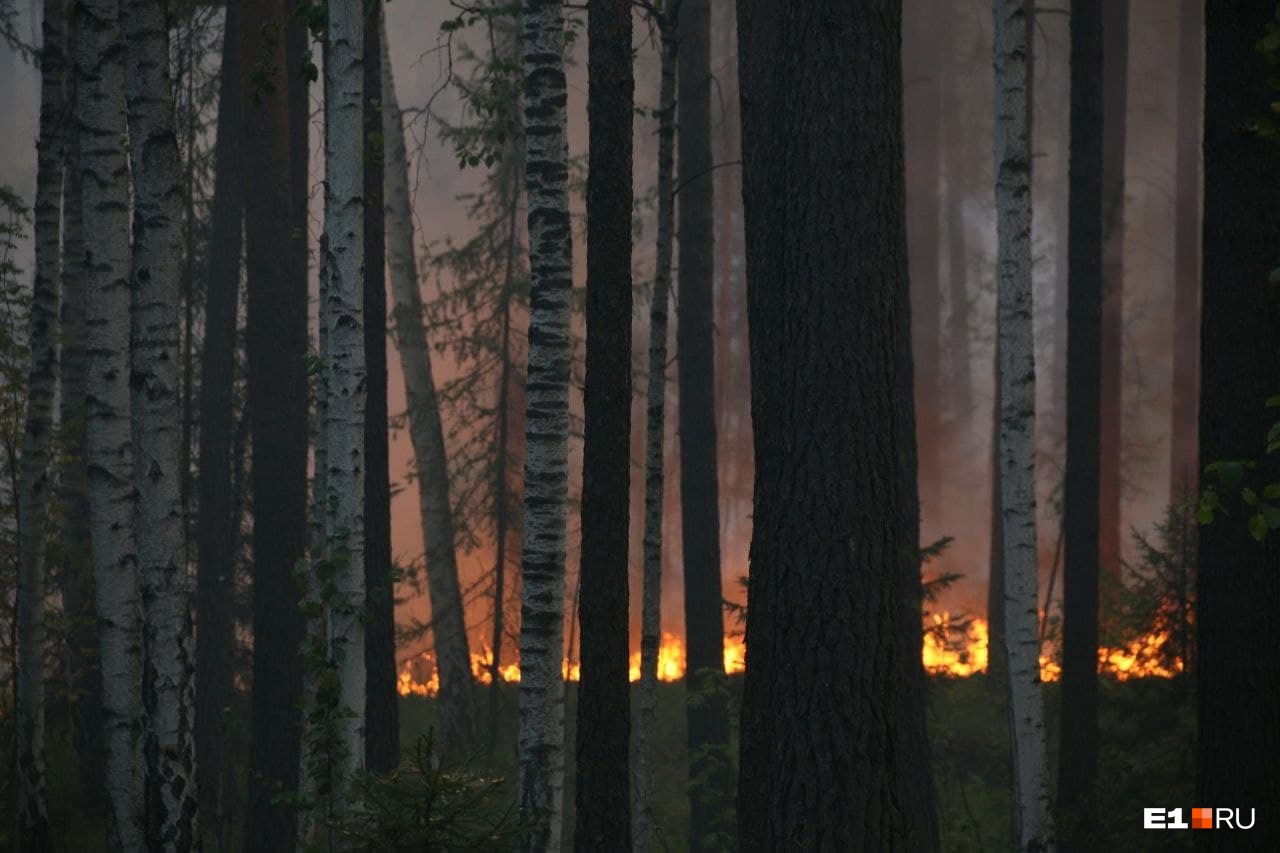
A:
362 0 397 777
122 0 199 843
993 3 1052 849
735 1 939 848
16 0 66 845
633 7 677 851
1196 1 1280 848
380 24 475 751
241 0 308 844
1097 0 1128 579
74 0 144 845
1169 0 1201 501
1059 0 1104 845
517 1 574 847
574 0 634 847
321 0 368 813
195 0 243 832
676 1 732 845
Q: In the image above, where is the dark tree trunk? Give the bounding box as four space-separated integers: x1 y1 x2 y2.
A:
1197 2 1280 848
735 1 939 848
988 342 1006 682
241 0 308 846
574 0 633 847
196 1 243 832
1097 0 1128 580
362 0 398 776
677 1 733 846
1169 0 1202 502
1059 0 1104 845
903 0 943 524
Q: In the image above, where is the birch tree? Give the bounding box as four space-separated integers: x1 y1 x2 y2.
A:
633 4 678 850
380 24 475 749
517 0 574 847
122 0 198 843
321 0 367 812
16 0 67 845
993 2 1053 850
74 0 144 845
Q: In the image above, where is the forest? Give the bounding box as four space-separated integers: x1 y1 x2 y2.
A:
0 0 1276 850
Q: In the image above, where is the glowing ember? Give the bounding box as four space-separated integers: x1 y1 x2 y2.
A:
395 616 1183 696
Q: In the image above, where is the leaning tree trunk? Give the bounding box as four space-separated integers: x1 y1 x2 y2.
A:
575 0 634 848
320 0 367 815
992 3 1053 850
16 0 67 846
122 0 199 843
1059 0 1103 845
74 0 144 846
735 1 939 848
380 24 475 750
676 1 733 844
517 1 574 848
1197 2 1280 849
195 0 243 833
633 6 678 851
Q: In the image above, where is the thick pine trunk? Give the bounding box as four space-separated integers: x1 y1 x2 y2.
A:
575 0 634 847
517 1 574 847
242 0 308 845
1197 2 1280 848
380 25 475 751
74 0 145 845
676 2 733 844
633 8 678 851
993 3 1052 849
1059 1 1104 845
16 0 67 845
321 0 368 813
1168 0 1201 501
122 0 199 843
362 0 398 777
735 1 939 848
195 0 243 833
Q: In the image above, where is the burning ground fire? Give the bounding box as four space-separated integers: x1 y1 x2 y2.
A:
397 616 1182 697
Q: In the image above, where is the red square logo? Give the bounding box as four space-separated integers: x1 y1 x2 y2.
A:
1192 808 1213 829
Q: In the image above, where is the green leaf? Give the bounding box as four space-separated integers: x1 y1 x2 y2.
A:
1266 395 1280 408
1243 487 1259 506
1250 513 1270 541
1263 503 1280 530
1265 483 1280 500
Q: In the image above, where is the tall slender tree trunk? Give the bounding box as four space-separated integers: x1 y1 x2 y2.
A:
58 95 106 815
196 0 243 834
634 7 678 851
988 342 1006 681
1059 0 1104 844
735 1 939 848
993 3 1052 849
122 0 199 842
16 1 67 846
1197 3 1280 849
676 1 732 844
242 0 308 845
517 1 574 847
575 0 633 847
74 0 144 845
380 24 475 751
362 0 398 776
321 0 367 814
1169 0 1201 502
1097 0 1128 579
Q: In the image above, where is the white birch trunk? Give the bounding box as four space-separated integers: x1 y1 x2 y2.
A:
380 24 475 748
74 0 144 846
518 1 574 848
16 0 67 844
121 0 198 844
321 0 367 817
633 7 677 850
993 2 1054 850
